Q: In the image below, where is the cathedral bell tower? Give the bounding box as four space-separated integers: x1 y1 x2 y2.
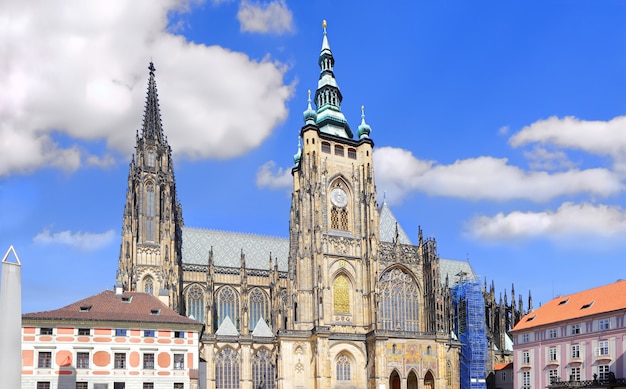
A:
116 62 184 312
285 21 380 387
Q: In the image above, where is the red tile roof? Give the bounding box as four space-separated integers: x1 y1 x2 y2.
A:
512 280 626 332
494 362 513 371
23 290 202 327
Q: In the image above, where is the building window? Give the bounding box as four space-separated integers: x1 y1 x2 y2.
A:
333 274 351 314
174 354 184 370
145 183 156 241
598 365 610 380
78 328 90 336
549 347 557 361
215 348 239 389
521 333 529 343
347 148 356 159
144 276 154 295
570 367 581 381
249 288 269 329
114 353 126 369
143 384 154 389
115 329 127 337
76 352 90 369
379 268 420 332
501 371 506 381
38 351 52 368
548 369 559 384
599 318 610 331
571 324 581 335
336 354 351 381
40 328 53 335
548 328 558 338
144 329 155 337
571 344 580 359
36 383 50 389
598 340 609 356
447 361 453 386
522 371 531 389
173 384 184 389
187 284 205 322
147 150 155 167
174 331 185 339
76 383 88 389
252 348 275 389
215 286 239 329
321 142 331 153
335 145 344 156
144 353 155 369
522 351 530 364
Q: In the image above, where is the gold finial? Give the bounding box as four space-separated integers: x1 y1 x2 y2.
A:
361 105 365 113
322 20 327 32
308 89 311 97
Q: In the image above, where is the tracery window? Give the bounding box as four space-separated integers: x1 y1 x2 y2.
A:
379 268 420 332
336 355 351 381
144 276 154 295
249 288 269 329
145 183 156 241
252 348 275 389
187 284 204 321
216 286 239 329
333 275 351 314
215 347 240 389
330 207 349 230
147 150 155 167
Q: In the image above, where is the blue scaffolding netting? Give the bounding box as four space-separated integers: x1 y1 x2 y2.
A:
452 278 488 389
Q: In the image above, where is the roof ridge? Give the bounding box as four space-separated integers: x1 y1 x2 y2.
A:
183 226 288 240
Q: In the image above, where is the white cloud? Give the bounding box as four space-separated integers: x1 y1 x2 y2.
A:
237 0 294 34
523 146 576 171
373 146 623 204
467 202 626 241
256 160 292 189
33 229 116 251
86 154 117 168
509 115 626 159
0 0 293 177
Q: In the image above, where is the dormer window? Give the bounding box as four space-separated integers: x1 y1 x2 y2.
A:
79 306 92 312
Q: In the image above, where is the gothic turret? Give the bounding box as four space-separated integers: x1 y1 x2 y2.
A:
116 62 184 313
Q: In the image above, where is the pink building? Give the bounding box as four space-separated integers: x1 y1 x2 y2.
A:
22 287 204 389
510 280 626 389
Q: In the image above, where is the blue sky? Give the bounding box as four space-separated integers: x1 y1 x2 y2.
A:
2 0 626 314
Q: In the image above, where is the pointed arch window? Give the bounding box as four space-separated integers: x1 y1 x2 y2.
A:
215 347 239 389
145 183 156 241
187 285 204 322
144 276 154 295
252 348 275 389
331 207 349 230
333 274 351 314
216 286 239 329
447 361 453 386
379 268 420 332
336 354 351 381
249 288 269 329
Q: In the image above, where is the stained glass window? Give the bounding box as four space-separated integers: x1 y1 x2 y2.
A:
144 276 154 295
379 268 420 331
216 347 240 389
336 355 350 381
333 275 351 313
216 286 239 329
187 284 204 322
252 348 275 389
249 288 269 329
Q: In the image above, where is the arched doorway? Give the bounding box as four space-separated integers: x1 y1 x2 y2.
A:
424 371 435 389
390 370 401 389
408 370 418 389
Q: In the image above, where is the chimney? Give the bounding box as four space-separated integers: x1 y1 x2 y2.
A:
115 281 124 295
158 289 170 306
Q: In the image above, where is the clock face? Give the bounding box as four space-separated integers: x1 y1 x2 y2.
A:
330 188 348 207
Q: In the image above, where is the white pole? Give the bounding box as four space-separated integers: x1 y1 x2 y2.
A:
0 245 22 388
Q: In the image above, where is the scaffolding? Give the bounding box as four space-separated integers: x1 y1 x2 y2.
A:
452 276 488 389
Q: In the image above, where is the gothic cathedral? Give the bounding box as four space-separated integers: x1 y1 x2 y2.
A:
116 22 525 389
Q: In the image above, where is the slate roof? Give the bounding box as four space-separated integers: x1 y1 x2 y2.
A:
512 279 626 332
22 290 202 327
440 258 477 285
182 227 289 271
215 316 239 336
379 202 412 245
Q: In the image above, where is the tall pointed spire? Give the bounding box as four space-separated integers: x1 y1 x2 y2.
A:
314 20 352 138
141 62 165 143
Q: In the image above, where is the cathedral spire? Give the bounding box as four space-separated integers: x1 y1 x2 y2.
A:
141 62 165 143
314 20 352 138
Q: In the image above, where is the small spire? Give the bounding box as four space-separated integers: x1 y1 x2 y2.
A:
302 89 317 124
357 105 372 139
293 136 302 165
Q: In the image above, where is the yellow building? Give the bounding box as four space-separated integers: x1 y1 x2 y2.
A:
116 22 466 389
